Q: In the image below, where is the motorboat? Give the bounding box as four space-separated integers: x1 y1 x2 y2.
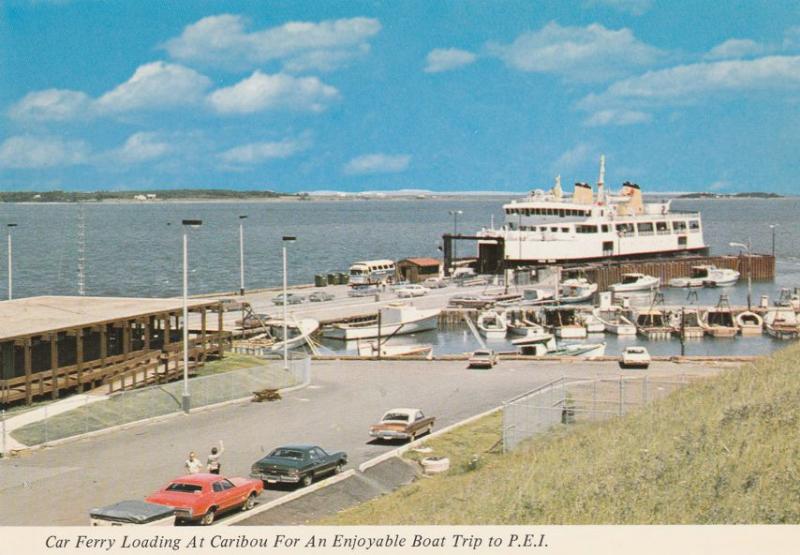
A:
356 341 433 357
763 308 799 340
774 288 800 310
233 318 320 354
671 308 705 339
609 273 660 293
513 332 557 355
593 307 637 335
701 306 739 337
668 265 739 288
548 342 607 358
496 288 553 308
559 278 598 304
736 311 763 336
577 311 606 333
631 308 672 340
321 303 440 340
476 310 508 340
507 315 547 336
540 307 587 339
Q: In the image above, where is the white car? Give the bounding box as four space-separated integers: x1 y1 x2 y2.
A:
423 277 447 289
468 349 498 369
396 285 428 298
620 346 651 369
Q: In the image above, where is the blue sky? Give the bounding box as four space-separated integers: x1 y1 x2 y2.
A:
1 0 799 193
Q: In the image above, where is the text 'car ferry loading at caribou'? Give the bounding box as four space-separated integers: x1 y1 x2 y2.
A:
476 156 707 265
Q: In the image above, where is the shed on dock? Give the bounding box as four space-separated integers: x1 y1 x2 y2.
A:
397 258 442 283
0 296 228 406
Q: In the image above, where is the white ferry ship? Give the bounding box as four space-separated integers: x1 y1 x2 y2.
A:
476 156 706 265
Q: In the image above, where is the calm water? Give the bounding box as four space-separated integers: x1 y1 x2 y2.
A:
1 197 798 356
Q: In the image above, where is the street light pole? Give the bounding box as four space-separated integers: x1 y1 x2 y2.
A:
448 210 463 271
730 239 752 310
181 219 202 413
769 224 778 258
239 215 247 296
282 236 296 371
6 224 16 300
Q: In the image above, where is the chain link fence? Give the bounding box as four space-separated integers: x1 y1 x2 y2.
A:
502 374 697 452
6 354 310 450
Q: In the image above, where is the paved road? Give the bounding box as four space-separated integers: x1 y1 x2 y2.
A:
0 359 720 525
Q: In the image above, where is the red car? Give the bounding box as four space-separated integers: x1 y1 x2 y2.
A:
145 473 263 525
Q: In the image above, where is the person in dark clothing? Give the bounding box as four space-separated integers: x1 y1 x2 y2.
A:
206 440 224 474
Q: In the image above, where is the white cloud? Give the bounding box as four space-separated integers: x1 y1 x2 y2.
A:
344 153 411 175
579 55 800 110
207 71 339 114
424 48 477 73
552 143 594 172
113 132 172 163
94 61 212 113
8 89 91 122
219 136 311 165
487 22 661 82
708 180 729 191
163 14 381 72
583 109 652 126
704 39 765 61
583 0 652 16
0 135 90 168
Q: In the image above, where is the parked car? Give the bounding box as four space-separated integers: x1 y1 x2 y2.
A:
396 284 428 298
620 346 651 369
250 445 347 488
369 408 435 442
219 298 247 312
89 500 176 526
422 277 448 289
449 294 493 309
145 473 262 526
309 291 335 302
235 313 271 329
272 293 305 305
468 349 498 369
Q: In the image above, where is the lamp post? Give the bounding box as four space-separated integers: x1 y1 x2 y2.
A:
181 219 202 413
730 239 752 310
769 224 778 257
238 215 247 296
282 236 296 371
6 224 16 300
448 210 463 271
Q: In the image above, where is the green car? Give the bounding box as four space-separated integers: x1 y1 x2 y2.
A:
250 445 348 488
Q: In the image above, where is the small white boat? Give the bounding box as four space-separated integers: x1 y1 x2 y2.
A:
763 308 799 340
577 312 606 333
267 318 320 352
671 308 705 339
593 307 637 335
668 265 739 288
609 273 660 293
541 307 587 339
508 316 546 336
775 288 800 310
477 310 508 340
322 303 440 340
736 311 763 335
702 298 739 337
549 342 606 358
357 341 433 357
559 278 598 304
632 308 672 340
513 332 557 355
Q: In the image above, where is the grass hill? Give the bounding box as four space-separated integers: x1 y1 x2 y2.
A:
326 346 800 524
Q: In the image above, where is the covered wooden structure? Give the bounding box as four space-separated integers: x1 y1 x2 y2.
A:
397 258 442 283
0 296 228 406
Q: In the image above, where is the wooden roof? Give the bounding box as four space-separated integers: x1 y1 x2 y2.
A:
0 296 219 341
399 257 441 267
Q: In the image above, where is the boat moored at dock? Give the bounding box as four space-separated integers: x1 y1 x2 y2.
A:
321 303 439 340
609 273 660 293
477 310 509 340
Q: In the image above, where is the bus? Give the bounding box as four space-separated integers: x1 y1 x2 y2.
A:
348 259 396 285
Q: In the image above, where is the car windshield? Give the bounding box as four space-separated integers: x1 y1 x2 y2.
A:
382 412 410 422
166 483 203 493
473 351 490 357
269 448 306 460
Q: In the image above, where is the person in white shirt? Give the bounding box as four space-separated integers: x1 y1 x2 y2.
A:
185 451 202 474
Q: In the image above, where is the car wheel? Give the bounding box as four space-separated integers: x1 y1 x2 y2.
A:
201 509 216 526
410 431 417 442
301 474 312 487
334 462 344 474
427 425 433 435
242 493 256 511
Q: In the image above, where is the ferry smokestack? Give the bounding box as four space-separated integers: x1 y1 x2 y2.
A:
597 154 606 203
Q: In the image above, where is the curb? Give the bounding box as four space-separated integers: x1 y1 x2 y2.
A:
6 373 312 455
219 469 356 526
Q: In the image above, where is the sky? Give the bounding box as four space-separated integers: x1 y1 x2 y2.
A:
0 0 799 193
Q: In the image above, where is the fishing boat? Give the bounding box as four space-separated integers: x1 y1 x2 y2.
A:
609 273 660 293
321 303 440 340
763 308 799 340
736 311 763 335
559 278 598 304
476 310 508 340
513 332 557 355
233 318 320 354
774 288 800 310
549 342 607 358
631 308 672 340
668 265 739 288
476 156 707 264
593 306 637 335
507 315 547 336
577 311 606 333
356 341 433 357
541 307 587 339
701 296 739 337
497 288 553 307
671 308 705 339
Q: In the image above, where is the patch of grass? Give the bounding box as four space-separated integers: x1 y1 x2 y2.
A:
194 353 265 376
324 345 800 525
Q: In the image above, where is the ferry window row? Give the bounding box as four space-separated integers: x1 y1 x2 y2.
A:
505 207 592 217
514 220 700 235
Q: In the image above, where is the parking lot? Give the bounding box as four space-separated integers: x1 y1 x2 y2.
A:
0 358 724 525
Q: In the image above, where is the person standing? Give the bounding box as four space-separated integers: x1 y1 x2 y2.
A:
207 440 224 475
185 451 202 474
